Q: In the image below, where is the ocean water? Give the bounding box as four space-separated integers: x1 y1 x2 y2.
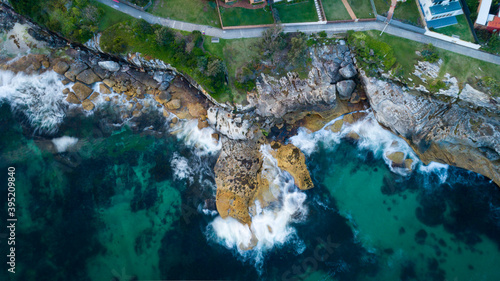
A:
0 71 500 281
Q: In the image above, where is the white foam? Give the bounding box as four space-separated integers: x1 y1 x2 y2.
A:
207 144 307 270
172 119 221 156
170 153 193 181
0 70 67 134
418 161 449 184
290 112 419 175
51 136 78 152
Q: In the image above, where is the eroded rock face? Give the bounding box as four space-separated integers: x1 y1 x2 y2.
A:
362 74 500 187
247 44 360 119
270 141 313 191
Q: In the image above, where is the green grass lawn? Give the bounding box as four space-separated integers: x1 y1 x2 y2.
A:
322 0 352 20
274 0 319 23
393 0 422 26
203 37 260 103
219 6 274 26
347 0 375 18
93 1 135 31
148 0 221 27
373 0 390 15
434 14 474 42
355 30 500 95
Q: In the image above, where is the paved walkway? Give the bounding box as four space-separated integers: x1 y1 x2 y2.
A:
387 0 397 21
340 0 357 20
96 0 500 66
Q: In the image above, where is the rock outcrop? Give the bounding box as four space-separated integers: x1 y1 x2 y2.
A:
362 74 500 186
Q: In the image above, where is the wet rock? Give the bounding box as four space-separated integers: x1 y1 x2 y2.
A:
99 83 111 94
166 99 181 110
62 88 69 95
65 92 80 104
158 81 170 91
387 152 405 165
198 120 209 130
337 80 356 100
270 142 313 190
102 78 115 88
76 69 101 84
155 91 172 105
325 119 343 133
53 61 70 75
92 66 110 80
104 96 111 102
64 63 88 81
350 92 360 104
339 63 357 79
212 133 219 141
98 61 120 72
88 92 99 102
42 60 50 68
81 100 95 111
61 78 71 85
171 117 178 124
72 82 93 100
405 159 413 170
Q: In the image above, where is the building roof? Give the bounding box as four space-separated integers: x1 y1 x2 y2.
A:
476 0 493 25
487 16 500 29
427 16 459 28
429 1 462 15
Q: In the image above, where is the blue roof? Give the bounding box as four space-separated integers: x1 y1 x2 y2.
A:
429 1 462 15
426 16 458 28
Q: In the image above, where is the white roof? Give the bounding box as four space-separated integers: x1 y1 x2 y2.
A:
476 0 493 25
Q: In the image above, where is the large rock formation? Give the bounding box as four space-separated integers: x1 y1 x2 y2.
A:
362 74 500 186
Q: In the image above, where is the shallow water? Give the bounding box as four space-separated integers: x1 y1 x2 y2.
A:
1 72 500 281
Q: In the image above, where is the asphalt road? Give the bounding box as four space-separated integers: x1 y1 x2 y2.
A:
96 0 500 65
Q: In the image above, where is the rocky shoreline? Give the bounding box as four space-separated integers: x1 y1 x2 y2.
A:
1 3 500 251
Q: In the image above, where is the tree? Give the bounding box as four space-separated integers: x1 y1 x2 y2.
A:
207 59 225 77
287 33 308 63
155 26 174 47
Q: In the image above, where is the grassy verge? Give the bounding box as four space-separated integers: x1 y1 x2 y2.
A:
93 1 134 31
373 0 390 15
322 0 352 20
147 0 220 27
204 37 261 103
434 15 474 42
347 0 375 19
393 0 422 26
219 6 274 26
273 0 318 23
348 30 500 96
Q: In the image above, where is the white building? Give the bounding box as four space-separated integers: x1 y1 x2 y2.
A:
419 0 464 28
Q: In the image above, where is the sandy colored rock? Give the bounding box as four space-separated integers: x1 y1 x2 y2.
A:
212 133 219 141
103 78 115 88
42 60 50 68
72 82 93 101
270 142 313 190
104 96 111 102
76 69 101 85
154 91 171 104
198 120 209 130
132 110 141 117
64 63 88 82
171 117 178 124
405 159 413 171
167 99 181 110
62 88 70 95
65 92 81 104
99 83 111 94
346 131 360 140
386 152 405 165
53 61 69 75
162 109 170 117
61 79 71 85
81 100 95 111
325 119 343 133
89 92 99 102
136 103 143 110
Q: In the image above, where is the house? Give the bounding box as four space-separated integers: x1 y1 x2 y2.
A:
418 0 464 28
224 0 266 4
475 0 500 32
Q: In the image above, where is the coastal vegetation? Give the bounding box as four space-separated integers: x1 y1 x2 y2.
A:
348 31 500 96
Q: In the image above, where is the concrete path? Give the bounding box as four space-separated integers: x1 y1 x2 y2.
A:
340 0 357 20
96 0 500 66
387 0 397 21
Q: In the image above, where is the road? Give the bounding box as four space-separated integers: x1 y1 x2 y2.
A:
96 0 500 66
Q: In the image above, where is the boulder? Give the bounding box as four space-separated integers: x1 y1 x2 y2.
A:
64 63 88 82
72 82 93 101
89 92 100 102
271 142 313 190
158 82 170 91
81 100 95 111
337 80 356 100
92 66 110 79
387 152 405 165
339 64 357 79
166 99 181 110
322 84 337 104
198 120 209 130
61 79 71 85
98 61 120 72
99 83 111 94
350 92 360 104
102 78 115 88
53 61 69 75
65 92 81 104
62 88 69 95
42 60 50 68
155 91 172 105
76 69 101 85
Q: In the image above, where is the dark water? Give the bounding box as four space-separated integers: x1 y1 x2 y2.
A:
1 97 500 281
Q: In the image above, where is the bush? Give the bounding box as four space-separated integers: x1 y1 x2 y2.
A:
347 31 396 72
421 44 439 63
318 31 327 38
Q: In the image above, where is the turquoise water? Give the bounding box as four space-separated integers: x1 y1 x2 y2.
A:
1 84 500 281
